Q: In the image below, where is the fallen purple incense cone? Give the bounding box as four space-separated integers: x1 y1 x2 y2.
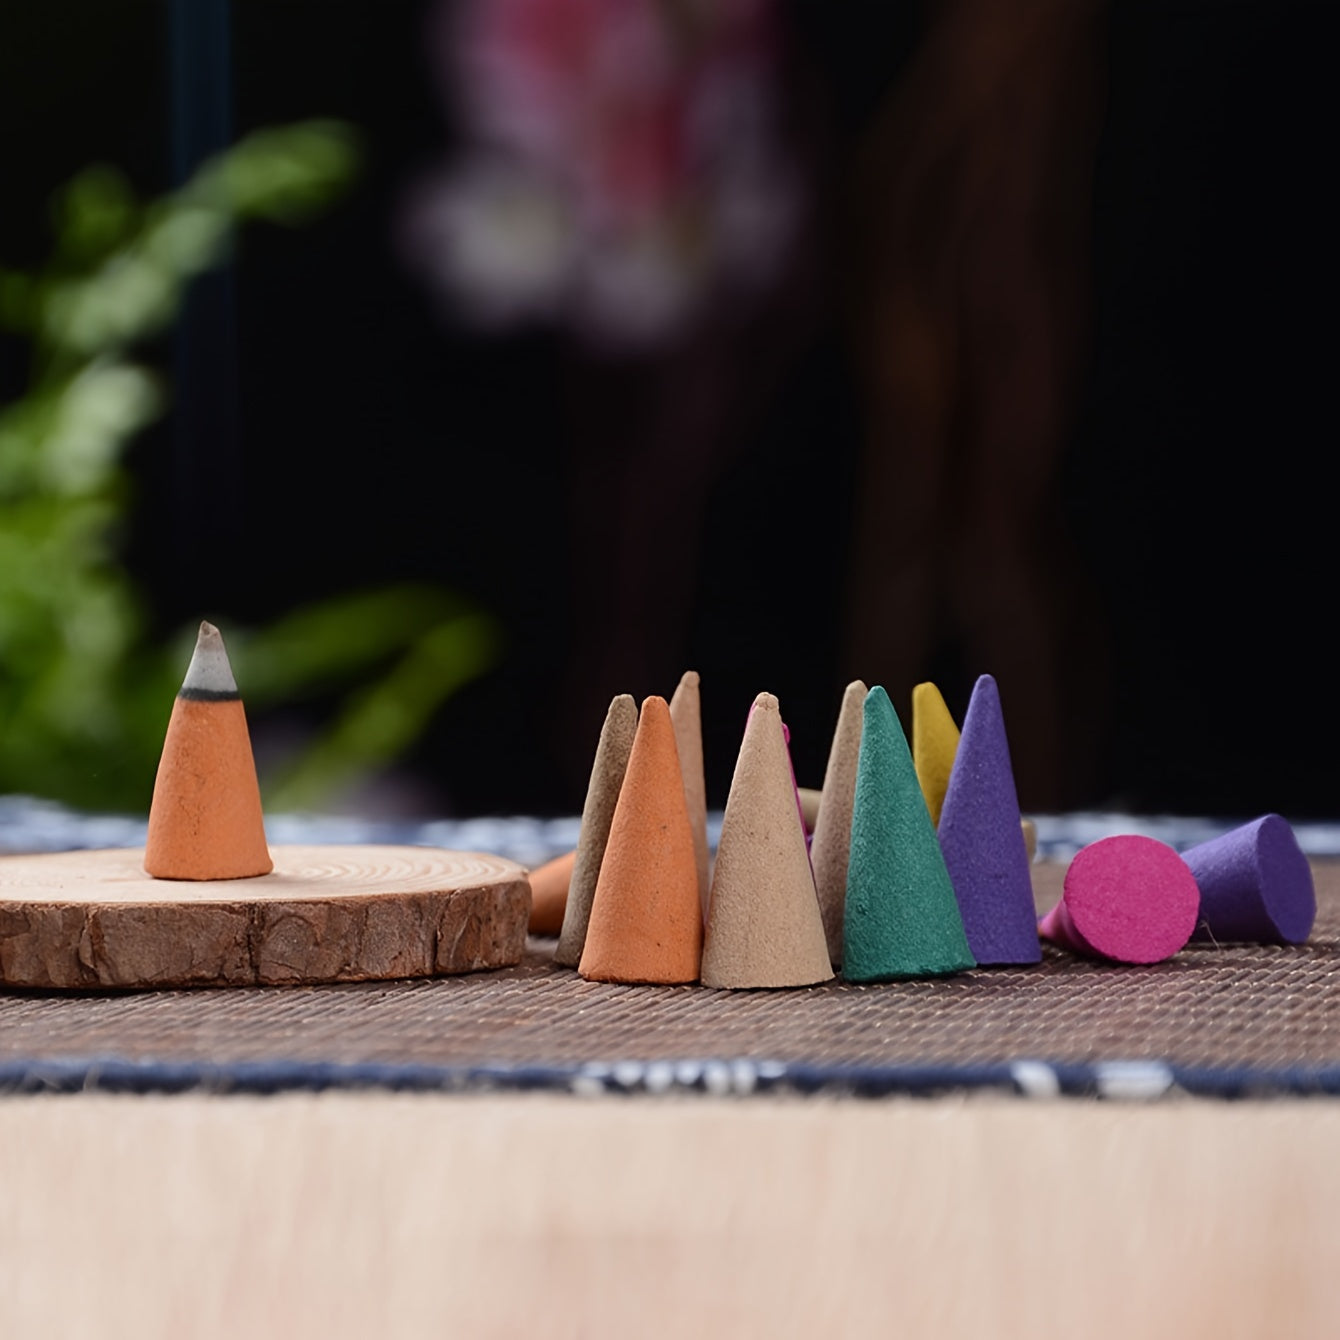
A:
1039 835 1199 964
1182 814 1315 944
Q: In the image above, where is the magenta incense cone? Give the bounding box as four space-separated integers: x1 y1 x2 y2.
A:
1040 835 1199 964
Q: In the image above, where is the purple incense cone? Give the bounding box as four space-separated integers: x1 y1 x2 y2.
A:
937 675 1041 964
1182 814 1315 944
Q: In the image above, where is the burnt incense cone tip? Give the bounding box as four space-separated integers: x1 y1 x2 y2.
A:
143 621 271 881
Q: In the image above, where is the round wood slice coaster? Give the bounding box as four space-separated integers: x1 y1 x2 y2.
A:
0 845 531 990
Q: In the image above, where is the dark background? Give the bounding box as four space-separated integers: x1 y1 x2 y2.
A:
2 0 1335 818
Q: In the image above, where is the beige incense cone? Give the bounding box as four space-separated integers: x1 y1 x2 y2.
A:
797 787 823 832
701 693 834 989
1022 817 1038 863
669 669 710 917
527 849 576 935
808 680 867 966
144 621 273 880
578 696 702 984
554 694 639 967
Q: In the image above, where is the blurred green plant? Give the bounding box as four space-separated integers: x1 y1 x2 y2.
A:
0 121 496 812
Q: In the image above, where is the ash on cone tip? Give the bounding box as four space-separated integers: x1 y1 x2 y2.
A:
180 620 240 700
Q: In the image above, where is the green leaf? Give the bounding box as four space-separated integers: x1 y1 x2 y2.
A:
266 612 499 810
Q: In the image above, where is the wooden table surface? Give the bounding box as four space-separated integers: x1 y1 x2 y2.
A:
4 848 1339 1337
2 1090 1338 1338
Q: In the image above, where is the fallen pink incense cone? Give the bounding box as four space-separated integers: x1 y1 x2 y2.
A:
1039 835 1200 964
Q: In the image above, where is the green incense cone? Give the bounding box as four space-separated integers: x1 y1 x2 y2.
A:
842 686 976 980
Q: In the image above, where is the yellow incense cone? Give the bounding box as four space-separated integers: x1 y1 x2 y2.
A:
912 681 960 828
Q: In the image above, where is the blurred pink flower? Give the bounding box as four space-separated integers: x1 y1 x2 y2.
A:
406 0 801 346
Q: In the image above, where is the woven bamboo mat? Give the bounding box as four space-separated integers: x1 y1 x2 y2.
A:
3 862 1338 1098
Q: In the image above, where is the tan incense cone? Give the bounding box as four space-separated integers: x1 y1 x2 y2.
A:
527 849 575 935
701 693 834 989
144 621 273 881
808 680 868 966
578 696 702 984
554 694 639 967
797 787 822 832
1022 818 1038 863
669 669 710 917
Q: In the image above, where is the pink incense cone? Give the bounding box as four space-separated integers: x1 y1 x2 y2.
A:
1039 835 1200 964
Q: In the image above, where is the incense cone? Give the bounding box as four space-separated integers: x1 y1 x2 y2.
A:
912 681 960 828
578 697 702 984
808 680 867 966
527 849 576 935
144 621 273 880
797 787 822 833
669 670 710 917
1183 815 1315 944
554 694 638 967
1021 818 1038 863
843 686 974 980
1039 835 1199 963
937 675 1041 965
701 694 833 989
778 715 811 851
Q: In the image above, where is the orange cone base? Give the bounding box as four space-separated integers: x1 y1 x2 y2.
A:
144 697 273 881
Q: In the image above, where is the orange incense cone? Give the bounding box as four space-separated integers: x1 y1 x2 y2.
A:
143 621 273 881
527 849 576 935
578 696 702 984
701 693 834 989
669 669 710 917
